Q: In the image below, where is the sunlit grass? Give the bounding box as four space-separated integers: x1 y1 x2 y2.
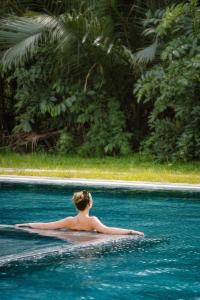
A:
0 151 199 184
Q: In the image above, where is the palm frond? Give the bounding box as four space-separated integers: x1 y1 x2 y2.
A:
0 15 61 69
2 33 43 69
134 39 158 65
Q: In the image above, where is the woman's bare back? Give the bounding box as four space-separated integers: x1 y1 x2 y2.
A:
66 215 95 231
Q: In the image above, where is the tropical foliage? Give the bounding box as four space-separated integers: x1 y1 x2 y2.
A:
134 0 200 161
0 0 199 161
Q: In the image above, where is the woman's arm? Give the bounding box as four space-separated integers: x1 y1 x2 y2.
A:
15 217 72 230
92 217 144 236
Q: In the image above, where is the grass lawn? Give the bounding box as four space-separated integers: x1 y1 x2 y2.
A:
0 151 199 184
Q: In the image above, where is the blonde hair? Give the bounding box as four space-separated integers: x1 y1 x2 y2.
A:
73 190 91 211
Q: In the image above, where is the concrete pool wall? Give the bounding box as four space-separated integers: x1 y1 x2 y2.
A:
0 175 200 192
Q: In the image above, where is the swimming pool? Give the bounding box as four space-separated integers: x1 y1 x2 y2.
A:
0 182 200 300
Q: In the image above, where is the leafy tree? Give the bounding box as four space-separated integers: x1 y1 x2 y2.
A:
134 0 200 161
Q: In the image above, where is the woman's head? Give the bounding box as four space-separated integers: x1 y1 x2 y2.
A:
73 190 92 211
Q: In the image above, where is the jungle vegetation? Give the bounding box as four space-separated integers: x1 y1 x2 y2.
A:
0 0 199 162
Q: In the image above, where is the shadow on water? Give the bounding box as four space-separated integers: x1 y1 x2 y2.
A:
0 227 168 277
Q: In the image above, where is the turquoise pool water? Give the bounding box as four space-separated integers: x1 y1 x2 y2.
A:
0 183 200 300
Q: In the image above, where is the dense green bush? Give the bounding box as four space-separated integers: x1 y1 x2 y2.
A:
76 92 131 156
56 131 74 154
135 1 200 161
6 55 130 156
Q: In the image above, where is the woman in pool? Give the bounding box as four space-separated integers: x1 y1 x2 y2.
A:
16 190 144 236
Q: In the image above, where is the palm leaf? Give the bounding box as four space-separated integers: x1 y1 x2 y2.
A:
134 39 158 64
0 15 61 68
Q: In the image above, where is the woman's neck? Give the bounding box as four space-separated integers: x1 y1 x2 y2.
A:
78 209 90 217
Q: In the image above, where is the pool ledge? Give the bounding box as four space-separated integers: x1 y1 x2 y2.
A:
0 175 200 192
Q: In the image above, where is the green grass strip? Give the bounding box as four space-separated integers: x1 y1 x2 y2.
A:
0 151 199 184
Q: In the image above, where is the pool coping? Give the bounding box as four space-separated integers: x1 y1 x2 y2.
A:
0 175 200 192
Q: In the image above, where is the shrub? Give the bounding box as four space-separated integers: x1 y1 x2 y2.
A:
134 1 200 161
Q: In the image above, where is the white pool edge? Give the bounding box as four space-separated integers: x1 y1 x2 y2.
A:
0 175 200 192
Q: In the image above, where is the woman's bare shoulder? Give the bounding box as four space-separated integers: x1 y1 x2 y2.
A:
90 216 99 221
63 216 74 224
90 216 101 225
